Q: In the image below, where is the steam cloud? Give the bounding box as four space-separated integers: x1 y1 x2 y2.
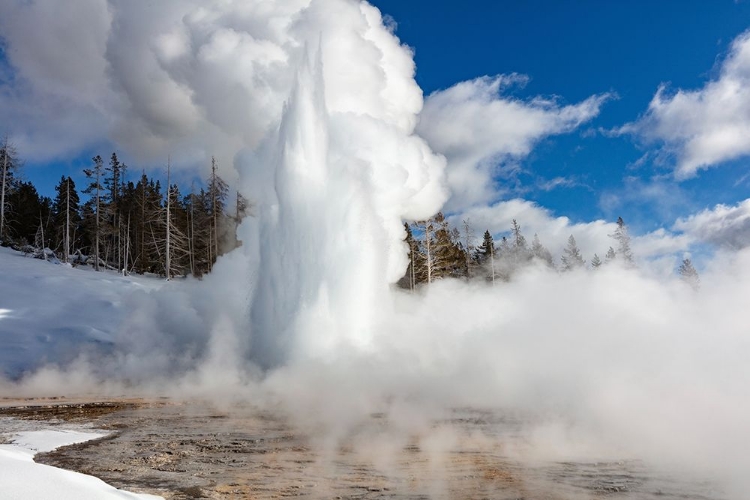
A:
1 0 749 497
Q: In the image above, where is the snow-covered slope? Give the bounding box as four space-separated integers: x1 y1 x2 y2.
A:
0 422 162 499
0 247 165 379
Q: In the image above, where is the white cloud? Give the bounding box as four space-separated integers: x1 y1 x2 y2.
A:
536 176 580 192
0 0 113 161
417 75 609 211
0 0 429 178
0 0 112 102
629 30 750 178
674 198 750 249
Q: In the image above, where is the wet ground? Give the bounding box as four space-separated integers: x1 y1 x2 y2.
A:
0 398 728 500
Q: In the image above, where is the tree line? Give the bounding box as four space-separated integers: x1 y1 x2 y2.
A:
0 140 247 278
399 214 700 290
0 138 700 287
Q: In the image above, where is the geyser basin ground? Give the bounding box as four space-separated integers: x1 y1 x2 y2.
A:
0 397 727 500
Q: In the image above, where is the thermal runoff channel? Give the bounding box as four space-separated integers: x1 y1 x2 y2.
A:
1 0 750 498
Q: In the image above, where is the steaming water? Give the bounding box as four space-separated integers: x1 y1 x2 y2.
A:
8 402 725 500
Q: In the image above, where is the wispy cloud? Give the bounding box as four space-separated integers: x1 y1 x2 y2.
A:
418 75 611 211
622 30 750 178
535 175 581 192
674 198 750 249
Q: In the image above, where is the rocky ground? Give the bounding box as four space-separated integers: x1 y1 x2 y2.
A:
0 398 726 500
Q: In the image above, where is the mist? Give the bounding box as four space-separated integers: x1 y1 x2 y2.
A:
6 250 749 495
1 0 749 497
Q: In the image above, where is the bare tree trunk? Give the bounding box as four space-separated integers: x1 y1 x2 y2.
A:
71 226 77 261
463 219 474 280
424 221 432 284
490 242 496 286
141 171 146 273
0 135 8 240
39 212 46 261
165 157 171 280
64 178 70 263
115 212 119 272
150 224 162 259
124 213 130 275
409 238 415 291
208 224 213 271
212 157 219 266
208 223 213 272
94 167 101 271
189 185 195 276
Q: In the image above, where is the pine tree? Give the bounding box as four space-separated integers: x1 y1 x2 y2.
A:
590 253 602 269
83 155 105 270
610 216 634 266
52 176 81 262
207 156 229 269
462 219 476 279
105 153 123 206
531 233 555 268
494 220 532 280
400 222 418 290
119 180 137 273
511 219 527 252
432 212 466 280
235 191 248 224
678 258 700 290
133 173 149 273
228 190 249 251
187 187 213 276
510 219 532 266
476 230 496 284
605 246 616 263
561 234 585 271
7 182 51 248
144 179 165 273
104 153 126 270
128 172 163 274
495 236 513 281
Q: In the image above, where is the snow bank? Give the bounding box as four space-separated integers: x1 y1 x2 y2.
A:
0 426 162 500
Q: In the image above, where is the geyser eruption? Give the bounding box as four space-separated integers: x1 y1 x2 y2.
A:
92 0 446 377
241 10 446 367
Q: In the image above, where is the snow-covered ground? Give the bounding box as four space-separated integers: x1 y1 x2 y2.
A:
0 419 162 499
0 246 165 378
0 247 170 497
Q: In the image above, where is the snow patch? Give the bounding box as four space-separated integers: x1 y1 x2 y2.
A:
0 424 162 499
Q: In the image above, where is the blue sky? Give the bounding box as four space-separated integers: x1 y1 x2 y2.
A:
4 0 750 265
369 0 750 233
